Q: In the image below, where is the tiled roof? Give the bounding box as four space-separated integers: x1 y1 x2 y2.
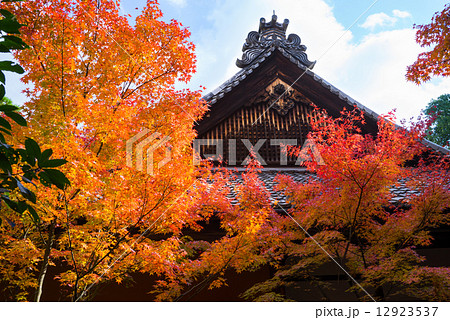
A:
225 169 315 208
221 169 421 208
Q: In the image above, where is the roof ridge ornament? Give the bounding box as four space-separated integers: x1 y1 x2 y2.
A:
236 14 316 69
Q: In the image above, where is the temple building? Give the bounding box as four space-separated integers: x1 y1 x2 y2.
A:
195 13 447 208
187 14 450 301
96 14 450 302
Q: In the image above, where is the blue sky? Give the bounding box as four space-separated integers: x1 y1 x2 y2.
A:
5 0 450 122
129 0 450 122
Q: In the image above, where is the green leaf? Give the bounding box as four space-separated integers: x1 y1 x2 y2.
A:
25 138 41 160
4 111 26 126
40 148 53 162
0 152 12 173
0 126 11 136
25 188 36 203
0 61 24 74
17 148 27 157
0 71 5 84
0 44 13 53
16 200 27 213
0 104 19 112
0 84 4 99
21 174 35 185
18 148 36 167
0 15 22 34
1 195 17 211
40 158 67 168
27 205 40 224
43 168 70 189
0 37 27 51
0 9 14 20
21 164 32 177
0 116 11 130
38 171 52 187
1 35 27 49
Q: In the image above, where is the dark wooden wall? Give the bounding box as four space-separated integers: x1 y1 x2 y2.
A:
197 99 319 166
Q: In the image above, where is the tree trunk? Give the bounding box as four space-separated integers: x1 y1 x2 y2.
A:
375 285 385 301
35 218 56 302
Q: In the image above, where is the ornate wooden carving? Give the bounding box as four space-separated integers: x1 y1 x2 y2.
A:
236 14 315 69
251 79 313 116
197 82 318 166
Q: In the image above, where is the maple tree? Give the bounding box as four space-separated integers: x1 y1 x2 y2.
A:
0 3 70 302
406 3 450 84
239 110 450 301
146 160 289 301
1 0 449 303
0 0 211 301
154 109 449 302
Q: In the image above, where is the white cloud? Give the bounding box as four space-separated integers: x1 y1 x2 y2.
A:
187 0 449 123
359 10 411 31
392 9 411 19
329 29 450 121
167 0 186 7
188 0 353 90
6 0 446 124
360 12 397 29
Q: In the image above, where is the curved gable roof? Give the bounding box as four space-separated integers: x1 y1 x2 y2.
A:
199 14 449 155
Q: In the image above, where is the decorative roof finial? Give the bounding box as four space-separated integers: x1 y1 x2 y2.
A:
236 15 316 69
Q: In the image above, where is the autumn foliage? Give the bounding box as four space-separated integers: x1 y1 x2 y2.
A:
0 0 449 302
241 110 450 301
149 110 450 301
407 3 450 84
0 0 210 301
151 161 288 301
